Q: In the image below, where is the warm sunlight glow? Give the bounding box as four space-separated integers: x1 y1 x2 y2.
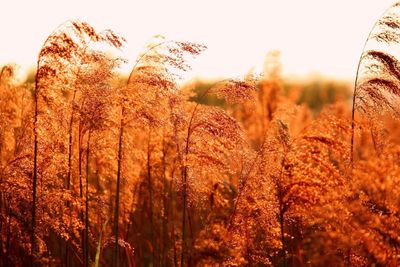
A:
0 0 396 79
3 1 400 266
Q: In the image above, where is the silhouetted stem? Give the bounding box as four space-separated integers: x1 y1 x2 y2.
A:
31 57 40 266
161 131 168 266
85 130 91 267
146 130 155 265
114 106 124 267
67 90 77 191
79 123 85 262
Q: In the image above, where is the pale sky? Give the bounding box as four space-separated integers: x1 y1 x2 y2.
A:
0 0 397 80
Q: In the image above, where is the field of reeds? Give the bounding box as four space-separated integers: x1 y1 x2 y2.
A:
2 2 400 267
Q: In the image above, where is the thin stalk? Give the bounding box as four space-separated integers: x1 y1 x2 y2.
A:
170 177 178 267
65 89 77 267
146 130 155 265
161 131 168 266
31 58 40 265
78 123 85 263
114 106 124 267
85 130 91 267
67 90 77 191
180 146 189 267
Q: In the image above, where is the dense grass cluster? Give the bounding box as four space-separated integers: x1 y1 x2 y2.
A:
2 2 400 266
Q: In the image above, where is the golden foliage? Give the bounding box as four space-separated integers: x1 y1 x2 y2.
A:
1 13 400 267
